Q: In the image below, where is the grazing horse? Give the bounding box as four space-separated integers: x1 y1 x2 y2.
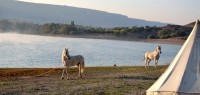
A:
61 48 85 80
144 46 162 68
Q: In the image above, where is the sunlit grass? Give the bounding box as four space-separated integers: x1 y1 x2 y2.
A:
0 66 168 94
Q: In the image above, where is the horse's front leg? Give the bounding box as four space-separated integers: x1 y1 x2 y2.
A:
66 67 69 80
154 59 157 68
61 67 66 79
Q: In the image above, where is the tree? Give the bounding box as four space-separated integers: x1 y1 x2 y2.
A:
158 29 170 39
40 24 50 34
59 25 68 34
71 21 74 28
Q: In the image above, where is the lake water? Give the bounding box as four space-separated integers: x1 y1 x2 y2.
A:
0 33 181 68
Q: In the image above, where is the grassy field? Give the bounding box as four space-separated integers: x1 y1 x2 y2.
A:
0 66 168 95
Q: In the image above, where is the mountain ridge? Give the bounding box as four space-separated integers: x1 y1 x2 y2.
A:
0 0 166 27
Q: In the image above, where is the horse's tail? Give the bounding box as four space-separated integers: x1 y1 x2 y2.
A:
142 54 145 61
143 55 145 61
81 61 85 74
143 52 148 61
80 55 85 74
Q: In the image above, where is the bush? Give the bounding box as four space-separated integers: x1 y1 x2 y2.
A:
159 35 170 39
158 29 170 39
182 36 188 40
170 32 177 37
147 35 156 39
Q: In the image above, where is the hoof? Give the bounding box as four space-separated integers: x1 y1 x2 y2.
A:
61 77 64 80
78 76 83 79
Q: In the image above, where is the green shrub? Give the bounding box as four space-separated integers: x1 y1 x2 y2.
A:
147 35 155 39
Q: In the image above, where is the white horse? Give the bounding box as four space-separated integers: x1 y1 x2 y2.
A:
61 48 85 80
144 46 162 68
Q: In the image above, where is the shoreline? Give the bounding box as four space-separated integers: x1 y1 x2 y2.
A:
2 33 185 45
45 34 185 45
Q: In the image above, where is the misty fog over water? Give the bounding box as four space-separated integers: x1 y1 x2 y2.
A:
0 33 181 68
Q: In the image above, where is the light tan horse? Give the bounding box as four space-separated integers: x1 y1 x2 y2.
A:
144 46 162 68
61 48 85 80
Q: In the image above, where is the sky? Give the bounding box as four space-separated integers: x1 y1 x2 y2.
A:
17 0 200 25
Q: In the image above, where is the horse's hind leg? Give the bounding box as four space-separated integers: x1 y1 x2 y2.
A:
145 57 149 68
145 58 148 68
147 59 151 68
145 59 150 68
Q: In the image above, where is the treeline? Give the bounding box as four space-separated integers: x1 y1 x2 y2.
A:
0 19 40 34
0 19 192 39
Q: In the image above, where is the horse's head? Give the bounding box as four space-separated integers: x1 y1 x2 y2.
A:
64 48 70 59
157 46 162 54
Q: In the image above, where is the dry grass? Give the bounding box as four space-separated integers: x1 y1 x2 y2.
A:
0 66 167 95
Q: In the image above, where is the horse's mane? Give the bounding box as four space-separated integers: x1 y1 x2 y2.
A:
62 49 66 56
62 49 67 61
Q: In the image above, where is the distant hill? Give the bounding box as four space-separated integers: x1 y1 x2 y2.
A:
184 21 195 28
0 0 166 28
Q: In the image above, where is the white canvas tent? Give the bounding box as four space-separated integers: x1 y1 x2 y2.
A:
146 20 200 95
